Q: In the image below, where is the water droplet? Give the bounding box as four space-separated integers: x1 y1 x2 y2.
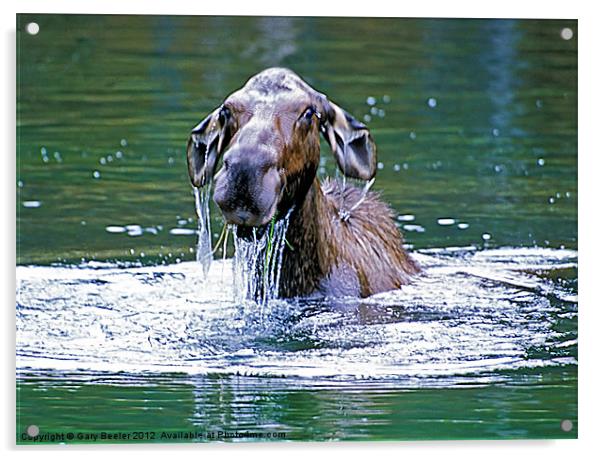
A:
397 214 415 222
494 165 502 173
53 151 62 162
140 252 145 258
370 106 379 115
80 220 86 226
403 225 426 233
537 158 545 166
377 109 385 118
169 228 196 236
482 233 491 241
402 163 409 170
22 200 41 208
457 223 470 230
403 224 425 233
366 96 377 106
177 219 188 226
437 218 456 226
492 128 500 137
40 147 47 155
168 157 175 165
363 114 372 123
377 162 384 170
382 95 391 103
127 227 144 237
535 99 543 109
115 151 123 159
99 157 107 165
393 164 401 172
427 97 437 108
120 138 128 147
565 191 571 198
549 197 555 204
17 180 24 188
560 28 573 40
409 132 417 140
129 249 135 255
107 155 113 162
93 170 101 179
105 226 126 233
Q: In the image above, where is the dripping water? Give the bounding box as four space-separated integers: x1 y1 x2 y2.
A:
194 186 213 277
232 209 293 307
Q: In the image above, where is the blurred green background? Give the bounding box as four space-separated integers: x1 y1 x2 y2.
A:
17 15 577 266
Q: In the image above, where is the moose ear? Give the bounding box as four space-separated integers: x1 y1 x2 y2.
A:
186 107 229 188
321 101 377 181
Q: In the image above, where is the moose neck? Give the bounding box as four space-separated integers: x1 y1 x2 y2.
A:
279 178 336 297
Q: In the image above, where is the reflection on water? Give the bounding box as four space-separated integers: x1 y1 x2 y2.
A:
17 366 576 441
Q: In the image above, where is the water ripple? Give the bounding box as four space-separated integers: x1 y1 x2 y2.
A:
16 247 577 384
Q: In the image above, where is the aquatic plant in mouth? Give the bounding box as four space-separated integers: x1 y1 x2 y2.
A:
263 216 277 282
192 178 295 305
232 209 293 306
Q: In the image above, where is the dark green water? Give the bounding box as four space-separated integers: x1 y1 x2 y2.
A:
16 15 577 443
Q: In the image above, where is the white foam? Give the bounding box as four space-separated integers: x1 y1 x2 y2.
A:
16 247 577 382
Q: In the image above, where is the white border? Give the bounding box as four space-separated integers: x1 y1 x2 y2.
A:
6 0 583 18
3 1 600 458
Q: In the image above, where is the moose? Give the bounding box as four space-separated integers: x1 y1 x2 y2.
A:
187 68 419 298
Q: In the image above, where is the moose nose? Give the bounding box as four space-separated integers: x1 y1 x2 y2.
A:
213 145 280 227
214 206 258 226
223 145 276 172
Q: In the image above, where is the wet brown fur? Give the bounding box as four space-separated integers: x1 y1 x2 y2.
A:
280 178 420 298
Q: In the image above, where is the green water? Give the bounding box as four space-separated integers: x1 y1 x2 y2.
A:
17 368 576 442
16 15 577 443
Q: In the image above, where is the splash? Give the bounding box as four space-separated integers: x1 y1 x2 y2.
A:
16 247 577 381
194 186 212 277
232 210 293 306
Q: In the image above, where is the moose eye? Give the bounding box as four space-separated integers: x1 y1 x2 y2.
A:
300 106 316 124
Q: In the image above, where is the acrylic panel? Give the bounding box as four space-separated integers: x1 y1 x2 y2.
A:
16 14 577 443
